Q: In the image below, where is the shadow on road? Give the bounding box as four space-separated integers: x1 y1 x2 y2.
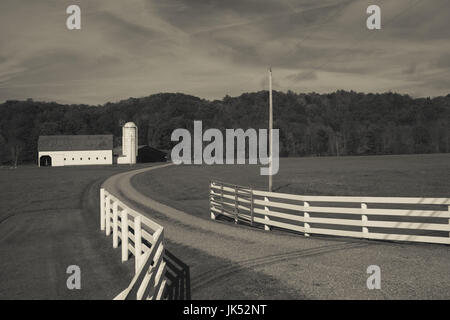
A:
164 249 191 300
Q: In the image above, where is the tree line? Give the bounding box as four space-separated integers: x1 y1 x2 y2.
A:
0 90 449 166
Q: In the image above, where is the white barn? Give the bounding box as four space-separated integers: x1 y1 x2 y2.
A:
38 135 114 167
38 122 138 167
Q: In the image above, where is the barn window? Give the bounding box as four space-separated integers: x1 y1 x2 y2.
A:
72 158 74 160
88 157 91 160
96 157 98 160
104 157 106 160
64 158 66 161
80 157 82 160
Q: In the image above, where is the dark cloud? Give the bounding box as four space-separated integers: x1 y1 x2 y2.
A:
434 53 450 69
286 70 318 82
402 63 417 75
380 0 450 41
95 11 162 41
151 0 293 31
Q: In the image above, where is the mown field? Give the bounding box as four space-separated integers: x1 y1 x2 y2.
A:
129 154 450 299
0 164 145 299
132 153 450 220
0 155 448 299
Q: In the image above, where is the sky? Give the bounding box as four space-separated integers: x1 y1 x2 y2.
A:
0 0 449 104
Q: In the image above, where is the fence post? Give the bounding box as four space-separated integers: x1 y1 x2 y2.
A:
361 203 368 238
221 184 224 216
210 182 216 220
134 215 142 272
105 196 111 236
100 188 105 231
304 201 310 237
234 185 238 224
264 196 271 231
121 209 129 262
250 188 254 226
113 202 119 248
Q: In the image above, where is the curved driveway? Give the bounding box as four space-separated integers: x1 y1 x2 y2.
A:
102 164 450 299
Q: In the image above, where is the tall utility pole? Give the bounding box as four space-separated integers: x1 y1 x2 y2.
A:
268 67 273 192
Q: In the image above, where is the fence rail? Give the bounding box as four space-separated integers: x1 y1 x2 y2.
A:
210 180 450 245
100 188 167 300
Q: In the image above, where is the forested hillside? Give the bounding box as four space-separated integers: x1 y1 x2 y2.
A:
0 90 449 165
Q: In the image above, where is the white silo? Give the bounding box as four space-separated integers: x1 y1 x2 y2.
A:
118 122 138 164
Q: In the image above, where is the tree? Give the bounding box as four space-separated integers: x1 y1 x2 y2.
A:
0 134 8 164
7 138 25 168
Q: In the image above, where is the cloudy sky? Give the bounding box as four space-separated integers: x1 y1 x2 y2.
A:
0 0 449 104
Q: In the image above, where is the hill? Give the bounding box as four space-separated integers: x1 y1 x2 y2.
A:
0 91 449 165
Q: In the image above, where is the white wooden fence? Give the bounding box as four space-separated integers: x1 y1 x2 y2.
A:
100 188 167 300
210 181 450 245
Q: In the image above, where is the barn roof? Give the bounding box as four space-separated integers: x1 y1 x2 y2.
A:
38 135 113 152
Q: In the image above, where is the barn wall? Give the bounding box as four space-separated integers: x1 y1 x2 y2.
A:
38 150 113 167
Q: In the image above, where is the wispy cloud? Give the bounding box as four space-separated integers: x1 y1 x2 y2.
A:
0 0 449 104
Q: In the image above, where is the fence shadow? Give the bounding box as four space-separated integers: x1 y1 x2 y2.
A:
163 249 191 300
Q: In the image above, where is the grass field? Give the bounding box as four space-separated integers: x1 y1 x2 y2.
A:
132 153 450 220
129 154 450 299
0 164 145 299
1 154 449 299
0 154 448 299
